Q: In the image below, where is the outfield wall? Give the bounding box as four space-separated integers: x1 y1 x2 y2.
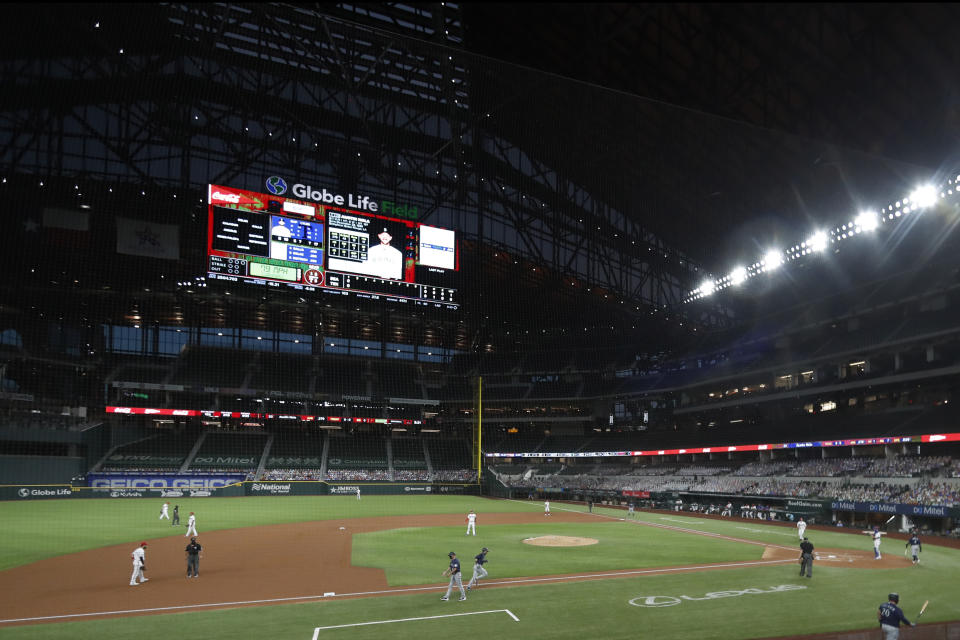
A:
0 480 480 500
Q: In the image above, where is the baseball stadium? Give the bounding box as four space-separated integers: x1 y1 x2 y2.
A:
2 4 960 639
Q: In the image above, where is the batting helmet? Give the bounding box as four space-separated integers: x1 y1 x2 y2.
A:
448 551 456 558
889 593 899 603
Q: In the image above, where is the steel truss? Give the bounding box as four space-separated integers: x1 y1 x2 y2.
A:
0 3 735 328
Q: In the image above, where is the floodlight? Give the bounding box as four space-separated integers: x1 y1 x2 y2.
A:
729 266 747 285
763 250 782 270
700 279 715 296
856 211 878 231
910 184 937 209
807 231 828 252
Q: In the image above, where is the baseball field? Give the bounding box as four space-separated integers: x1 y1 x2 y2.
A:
0 494 958 640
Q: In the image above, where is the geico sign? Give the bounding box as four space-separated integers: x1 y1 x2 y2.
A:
90 478 232 489
629 584 806 608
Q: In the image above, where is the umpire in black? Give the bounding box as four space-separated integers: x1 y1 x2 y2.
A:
185 536 202 578
799 537 814 578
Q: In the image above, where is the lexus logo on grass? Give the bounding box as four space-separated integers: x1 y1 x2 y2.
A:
266 176 288 195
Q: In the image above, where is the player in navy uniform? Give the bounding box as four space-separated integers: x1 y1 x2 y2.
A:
466 547 489 590
441 551 466 601
799 537 814 578
878 593 915 640
905 533 922 565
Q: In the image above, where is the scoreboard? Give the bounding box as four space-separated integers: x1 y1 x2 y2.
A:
206 185 458 309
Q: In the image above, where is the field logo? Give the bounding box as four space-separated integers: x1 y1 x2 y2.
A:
266 176 288 195
629 584 806 608
18 488 29 498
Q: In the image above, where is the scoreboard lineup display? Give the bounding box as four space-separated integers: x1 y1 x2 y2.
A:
206 184 458 308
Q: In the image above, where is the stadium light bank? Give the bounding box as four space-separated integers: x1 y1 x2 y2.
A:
684 178 959 303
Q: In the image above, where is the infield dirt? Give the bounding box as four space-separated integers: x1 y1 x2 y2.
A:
0 510 908 626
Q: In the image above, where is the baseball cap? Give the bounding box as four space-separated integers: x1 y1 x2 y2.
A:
448 551 456 557
482 547 489 552
140 542 148 547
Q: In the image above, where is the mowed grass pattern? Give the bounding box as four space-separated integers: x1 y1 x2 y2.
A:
352 521 763 585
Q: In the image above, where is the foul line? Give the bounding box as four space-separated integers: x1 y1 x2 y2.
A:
311 609 518 637
509 499 798 551
0 558 795 625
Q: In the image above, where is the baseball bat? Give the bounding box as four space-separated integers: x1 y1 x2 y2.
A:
885 515 896 524
917 600 928 619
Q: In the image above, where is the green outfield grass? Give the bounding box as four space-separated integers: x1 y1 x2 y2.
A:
1 497 959 640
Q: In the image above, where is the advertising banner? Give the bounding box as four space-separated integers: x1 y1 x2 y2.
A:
622 490 651 498
0 485 73 500
87 473 246 490
246 482 326 496
830 500 958 518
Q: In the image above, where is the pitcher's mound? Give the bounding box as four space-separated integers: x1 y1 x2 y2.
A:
523 535 599 547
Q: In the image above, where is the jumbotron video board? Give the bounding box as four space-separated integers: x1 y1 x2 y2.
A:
206 184 458 308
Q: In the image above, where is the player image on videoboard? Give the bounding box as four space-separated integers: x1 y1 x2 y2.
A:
326 211 412 281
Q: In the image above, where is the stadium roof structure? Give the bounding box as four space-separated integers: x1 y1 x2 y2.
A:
462 3 960 258
2 3 959 346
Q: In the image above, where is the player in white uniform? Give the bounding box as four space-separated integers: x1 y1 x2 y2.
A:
185 512 198 537
159 502 169 520
129 542 148 586
356 487 361 501
465 510 477 535
544 500 551 516
864 526 883 559
797 517 806 540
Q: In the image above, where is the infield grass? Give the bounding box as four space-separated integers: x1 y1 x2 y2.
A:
353 520 763 585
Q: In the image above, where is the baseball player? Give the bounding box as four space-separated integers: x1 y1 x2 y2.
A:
171 504 180 526
878 593 915 640
356 487 361 501
864 526 883 559
797 517 806 540
799 537 814 578
905 533 922 565
440 551 466 601
185 536 202 578
467 547 489 590
159 502 169 520
185 511 198 537
129 542 148 586
465 510 477 536
544 500 551 516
